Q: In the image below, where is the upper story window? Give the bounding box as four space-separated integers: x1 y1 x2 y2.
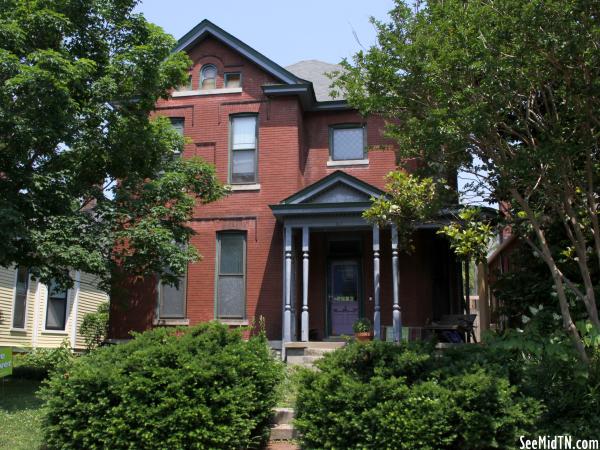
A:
45 279 68 331
12 266 29 329
330 124 366 161
224 72 241 88
169 117 184 156
200 64 217 89
176 75 192 92
230 114 258 184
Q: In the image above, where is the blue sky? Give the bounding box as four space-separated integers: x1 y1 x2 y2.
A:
135 0 396 67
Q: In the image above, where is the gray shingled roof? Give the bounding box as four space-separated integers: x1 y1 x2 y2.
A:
285 60 345 102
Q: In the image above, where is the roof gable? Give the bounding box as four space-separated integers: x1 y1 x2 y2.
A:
174 20 303 85
280 171 385 205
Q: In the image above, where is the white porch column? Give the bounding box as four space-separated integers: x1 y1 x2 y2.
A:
301 226 310 342
283 226 293 343
391 225 402 342
372 225 381 340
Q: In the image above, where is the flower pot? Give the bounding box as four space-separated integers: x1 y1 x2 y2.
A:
354 331 373 342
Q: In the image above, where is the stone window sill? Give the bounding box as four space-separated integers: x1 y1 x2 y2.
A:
172 87 242 98
217 319 249 326
230 183 261 192
153 318 190 326
10 328 27 333
327 159 369 167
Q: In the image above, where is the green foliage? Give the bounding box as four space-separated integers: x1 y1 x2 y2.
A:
364 171 439 251
0 0 226 290
352 317 372 333
13 340 73 380
80 302 109 351
438 207 495 263
40 322 284 450
295 341 540 449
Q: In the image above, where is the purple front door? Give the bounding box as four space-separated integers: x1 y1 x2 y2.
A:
329 260 360 336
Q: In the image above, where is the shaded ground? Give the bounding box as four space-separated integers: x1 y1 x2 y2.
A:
0 378 44 450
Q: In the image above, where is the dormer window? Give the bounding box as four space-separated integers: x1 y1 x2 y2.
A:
330 124 366 161
200 64 217 89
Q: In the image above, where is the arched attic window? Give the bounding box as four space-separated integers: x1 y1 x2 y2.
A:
200 64 217 89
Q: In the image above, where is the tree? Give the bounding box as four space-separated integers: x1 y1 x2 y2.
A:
335 0 600 361
0 0 226 290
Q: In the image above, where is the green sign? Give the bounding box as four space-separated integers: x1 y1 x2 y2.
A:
0 347 12 378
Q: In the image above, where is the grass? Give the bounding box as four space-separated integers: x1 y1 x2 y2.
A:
0 378 44 450
276 365 303 408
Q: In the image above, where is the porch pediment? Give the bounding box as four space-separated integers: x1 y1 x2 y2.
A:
271 171 385 216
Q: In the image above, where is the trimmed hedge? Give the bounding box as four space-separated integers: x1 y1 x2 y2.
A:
41 322 283 449
295 341 541 450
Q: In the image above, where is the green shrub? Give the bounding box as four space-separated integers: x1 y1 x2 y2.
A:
40 322 283 450
295 341 541 449
80 302 109 351
13 340 74 380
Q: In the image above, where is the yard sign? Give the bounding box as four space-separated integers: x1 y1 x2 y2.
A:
0 347 12 378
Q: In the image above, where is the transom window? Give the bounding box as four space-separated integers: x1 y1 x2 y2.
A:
157 273 187 319
12 266 29 329
216 232 246 319
45 280 68 331
230 115 258 184
330 125 366 161
200 64 217 89
224 72 241 88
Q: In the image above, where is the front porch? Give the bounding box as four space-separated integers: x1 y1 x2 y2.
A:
270 171 464 356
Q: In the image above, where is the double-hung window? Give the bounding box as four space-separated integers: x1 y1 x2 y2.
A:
330 124 366 161
157 272 187 319
230 115 258 184
170 117 184 157
45 280 68 331
216 232 246 319
12 266 29 329
200 64 217 89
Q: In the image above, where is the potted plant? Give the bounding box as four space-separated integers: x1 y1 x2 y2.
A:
352 318 373 342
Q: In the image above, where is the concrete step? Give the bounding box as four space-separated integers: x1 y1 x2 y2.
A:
269 424 298 441
304 347 336 356
272 407 295 425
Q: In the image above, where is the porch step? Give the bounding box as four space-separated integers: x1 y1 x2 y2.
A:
284 341 346 366
269 424 298 441
271 408 294 425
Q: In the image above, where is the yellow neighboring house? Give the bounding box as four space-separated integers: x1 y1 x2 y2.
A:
0 266 109 351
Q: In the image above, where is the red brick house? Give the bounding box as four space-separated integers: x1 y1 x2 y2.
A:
109 20 464 351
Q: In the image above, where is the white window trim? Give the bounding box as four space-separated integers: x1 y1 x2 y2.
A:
10 267 29 331
327 159 369 167
172 87 242 97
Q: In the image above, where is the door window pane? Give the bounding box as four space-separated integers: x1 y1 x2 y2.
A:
46 280 68 330
12 266 28 329
216 233 245 319
332 127 365 160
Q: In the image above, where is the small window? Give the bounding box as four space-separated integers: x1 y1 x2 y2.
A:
12 266 29 329
169 117 184 156
157 273 187 319
45 280 68 331
200 64 217 89
330 125 366 161
224 72 241 88
216 232 246 319
230 115 258 184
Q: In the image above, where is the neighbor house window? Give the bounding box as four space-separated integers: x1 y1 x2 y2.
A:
200 64 217 89
45 280 68 331
230 115 258 184
157 273 187 319
170 117 184 156
330 125 366 161
12 266 29 329
216 232 246 319
224 72 241 88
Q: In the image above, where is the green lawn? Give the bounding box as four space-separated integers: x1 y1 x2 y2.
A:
0 378 44 450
